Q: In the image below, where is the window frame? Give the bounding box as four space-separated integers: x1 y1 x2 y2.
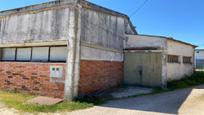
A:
31 47 50 62
16 47 32 61
183 56 192 64
49 46 68 62
0 46 67 63
0 48 16 61
167 55 180 63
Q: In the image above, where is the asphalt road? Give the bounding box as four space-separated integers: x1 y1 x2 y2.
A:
69 85 204 115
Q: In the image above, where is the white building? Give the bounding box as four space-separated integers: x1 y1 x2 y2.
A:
195 49 204 69
124 35 197 87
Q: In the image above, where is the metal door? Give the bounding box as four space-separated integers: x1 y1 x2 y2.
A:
124 52 162 86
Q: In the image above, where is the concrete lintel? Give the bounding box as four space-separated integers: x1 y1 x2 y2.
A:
0 41 67 48
81 41 123 53
124 50 163 53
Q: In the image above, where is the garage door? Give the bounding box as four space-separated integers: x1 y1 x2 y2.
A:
124 52 163 87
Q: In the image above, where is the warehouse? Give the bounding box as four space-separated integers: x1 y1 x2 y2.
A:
0 0 136 100
124 35 196 87
0 0 196 100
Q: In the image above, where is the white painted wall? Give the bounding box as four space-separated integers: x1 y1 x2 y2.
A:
124 35 195 83
124 35 167 49
166 40 195 81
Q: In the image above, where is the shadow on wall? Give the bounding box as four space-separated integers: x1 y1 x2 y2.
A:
99 85 204 114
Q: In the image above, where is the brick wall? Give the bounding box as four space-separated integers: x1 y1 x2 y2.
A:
0 61 124 98
79 60 123 95
0 62 65 98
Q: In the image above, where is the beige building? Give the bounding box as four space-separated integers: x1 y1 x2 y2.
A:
124 35 196 87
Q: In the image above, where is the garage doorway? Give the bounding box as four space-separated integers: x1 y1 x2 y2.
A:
124 51 163 87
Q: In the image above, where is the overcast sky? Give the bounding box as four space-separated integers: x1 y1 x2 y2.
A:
0 0 204 48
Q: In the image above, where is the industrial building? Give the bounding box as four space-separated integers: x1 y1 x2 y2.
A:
0 0 196 100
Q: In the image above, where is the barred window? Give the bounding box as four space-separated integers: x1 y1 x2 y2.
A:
183 56 192 64
168 55 179 63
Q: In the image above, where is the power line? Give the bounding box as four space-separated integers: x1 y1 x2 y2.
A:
130 0 149 17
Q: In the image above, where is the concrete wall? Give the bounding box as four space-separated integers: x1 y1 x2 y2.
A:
0 7 75 44
80 8 125 51
166 40 195 81
80 7 126 61
0 0 136 97
79 8 128 94
124 35 167 49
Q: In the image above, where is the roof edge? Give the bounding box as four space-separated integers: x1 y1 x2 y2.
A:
0 0 78 17
79 0 137 34
137 34 198 48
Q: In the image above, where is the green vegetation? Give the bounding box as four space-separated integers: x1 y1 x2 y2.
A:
0 91 93 113
167 71 204 90
0 71 204 113
154 71 204 93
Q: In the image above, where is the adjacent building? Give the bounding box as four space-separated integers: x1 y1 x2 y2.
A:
124 35 196 87
0 0 196 100
195 49 204 69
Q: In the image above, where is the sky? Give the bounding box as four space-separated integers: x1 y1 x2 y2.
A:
0 0 204 48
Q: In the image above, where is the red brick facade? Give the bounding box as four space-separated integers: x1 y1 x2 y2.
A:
79 60 123 95
0 62 65 98
0 60 123 98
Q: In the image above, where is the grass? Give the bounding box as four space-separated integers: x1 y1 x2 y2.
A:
1 71 204 113
0 91 93 113
154 71 204 93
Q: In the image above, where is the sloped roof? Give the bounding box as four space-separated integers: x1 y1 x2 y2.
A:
138 34 197 48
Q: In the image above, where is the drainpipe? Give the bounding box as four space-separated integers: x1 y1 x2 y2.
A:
64 4 81 100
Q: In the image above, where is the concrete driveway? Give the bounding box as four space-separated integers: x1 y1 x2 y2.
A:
1 85 204 115
69 85 204 115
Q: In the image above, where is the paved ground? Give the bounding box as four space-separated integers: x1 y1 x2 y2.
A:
69 85 204 115
110 86 153 98
1 85 204 115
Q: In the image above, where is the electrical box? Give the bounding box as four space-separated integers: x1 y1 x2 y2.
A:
50 66 64 78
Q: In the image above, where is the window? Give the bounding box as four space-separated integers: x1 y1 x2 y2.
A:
168 55 179 63
50 47 67 62
1 48 16 61
183 56 192 64
32 47 49 62
0 46 67 62
16 48 32 61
